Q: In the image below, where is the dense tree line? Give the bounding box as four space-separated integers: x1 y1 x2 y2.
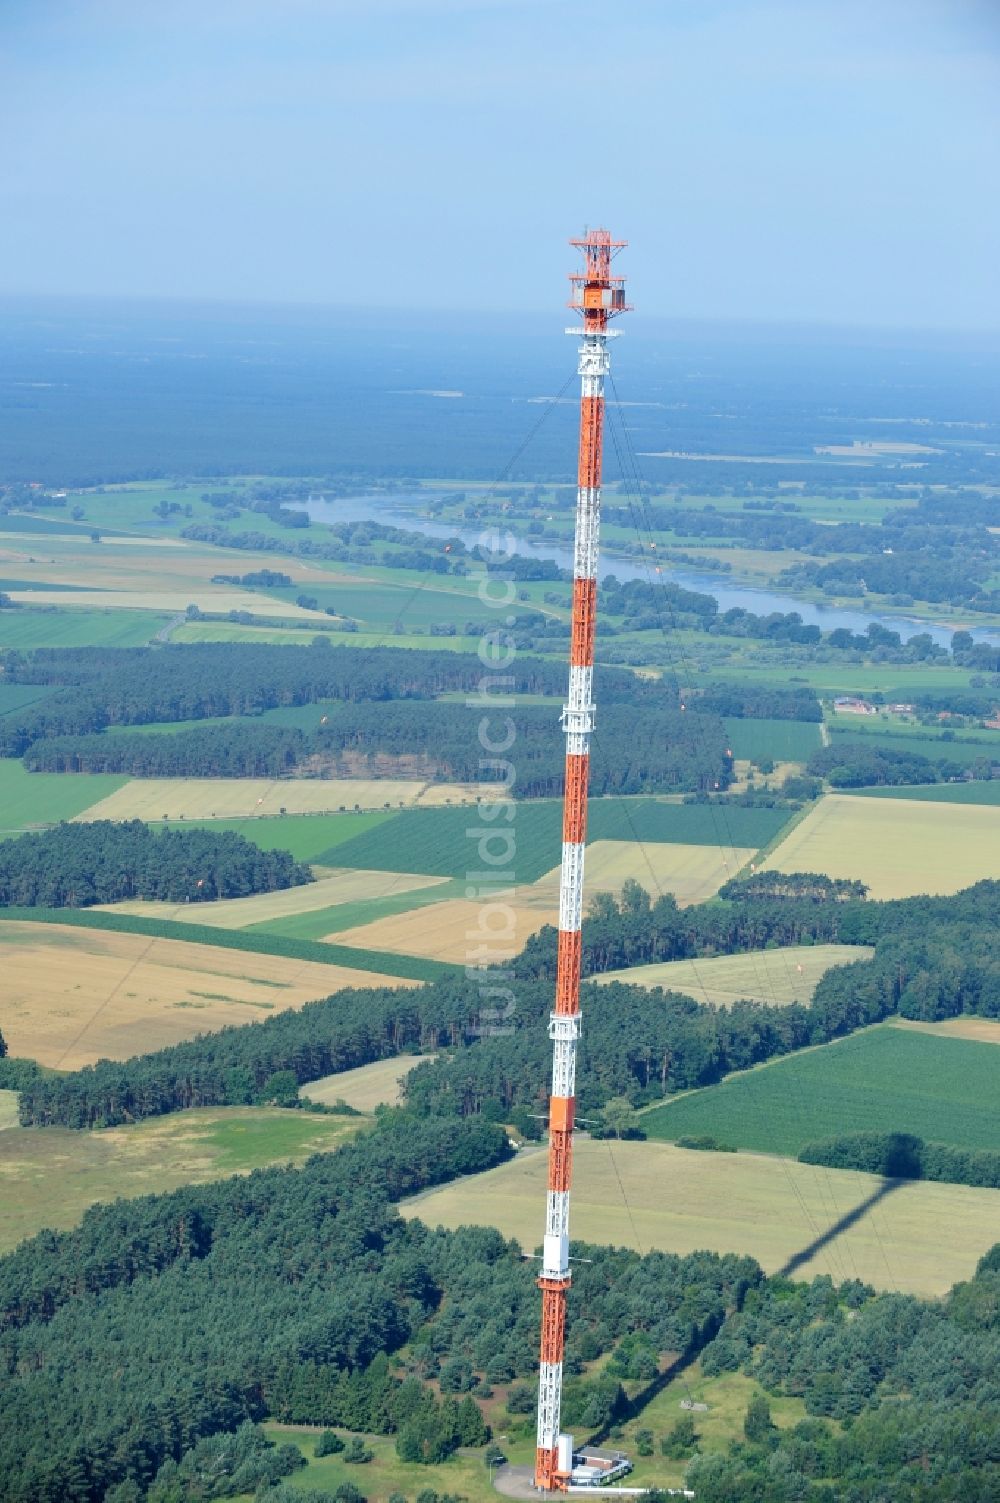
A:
693 684 822 722
25 724 306 778
798 1131 1000 1190
807 738 997 788
0 822 309 907
0 642 649 756
23 701 732 798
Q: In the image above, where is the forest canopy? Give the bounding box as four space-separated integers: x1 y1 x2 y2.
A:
0 821 310 908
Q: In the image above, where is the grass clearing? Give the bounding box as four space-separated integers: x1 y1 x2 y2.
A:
595 944 873 1005
0 1106 363 1253
100 868 449 928
405 1137 997 1297
0 921 419 1069
761 791 1000 898
642 1025 1000 1156
0 1092 18 1131
259 1427 507 1503
0 758 126 834
723 718 822 763
300 1055 431 1112
77 776 485 823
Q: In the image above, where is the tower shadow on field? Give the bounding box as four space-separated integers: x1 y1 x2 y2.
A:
589 1177 908 1450
777 1175 905 1280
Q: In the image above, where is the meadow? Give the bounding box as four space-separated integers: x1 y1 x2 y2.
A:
594 943 873 1006
0 919 419 1069
404 1136 997 1296
761 791 1000 898
0 1106 363 1253
723 717 822 763
642 1025 1000 1157
0 758 124 834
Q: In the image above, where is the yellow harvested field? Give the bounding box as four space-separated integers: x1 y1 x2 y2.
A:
533 840 756 906
77 776 488 822
595 944 873 1005
891 1016 1000 1046
0 922 417 1069
406 1139 998 1297
333 898 558 964
0 543 351 617
762 793 1000 899
301 1054 433 1112
101 868 448 927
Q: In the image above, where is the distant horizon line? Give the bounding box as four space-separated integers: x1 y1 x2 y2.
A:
0 289 998 346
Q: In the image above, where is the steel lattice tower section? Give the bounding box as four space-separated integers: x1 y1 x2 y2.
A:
534 230 630 1493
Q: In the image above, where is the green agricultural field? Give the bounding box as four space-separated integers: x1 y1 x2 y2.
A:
170 810 397 861
827 725 997 766
0 1107 364 1253
643 1026 1000 1157
172 621 484 650
323 799 793 882
0 608 168 649
762 791 1000 898
0 513 132 538
852 781 1000 806
269 579 502 629
0 759 126 834
723 717 822 763
595 943 873 1006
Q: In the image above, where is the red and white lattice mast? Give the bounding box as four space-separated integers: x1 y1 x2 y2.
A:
534 231 630 1493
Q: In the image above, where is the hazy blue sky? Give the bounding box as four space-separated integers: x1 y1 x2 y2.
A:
3 0 998 329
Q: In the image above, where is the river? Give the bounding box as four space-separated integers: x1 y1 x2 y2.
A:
303 493 1000 650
